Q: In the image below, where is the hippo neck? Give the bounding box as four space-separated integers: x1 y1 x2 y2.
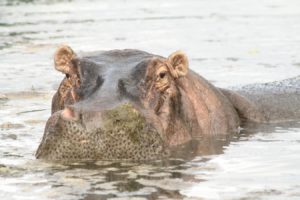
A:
175 71 240 136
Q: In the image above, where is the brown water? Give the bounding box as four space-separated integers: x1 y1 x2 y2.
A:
1 0 300 199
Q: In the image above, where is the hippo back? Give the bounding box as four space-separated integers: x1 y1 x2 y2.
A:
233 76 300 122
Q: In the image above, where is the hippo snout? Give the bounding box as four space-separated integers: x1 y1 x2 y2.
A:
36 103 167 160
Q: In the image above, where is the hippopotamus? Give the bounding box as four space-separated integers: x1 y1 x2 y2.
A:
35 45 300 160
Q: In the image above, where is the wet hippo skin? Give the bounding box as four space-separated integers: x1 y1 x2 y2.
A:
36 45 300 160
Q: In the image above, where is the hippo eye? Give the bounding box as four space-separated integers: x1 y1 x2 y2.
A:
159 72 166 79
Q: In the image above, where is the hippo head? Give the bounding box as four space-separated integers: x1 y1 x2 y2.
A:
36 45 239 160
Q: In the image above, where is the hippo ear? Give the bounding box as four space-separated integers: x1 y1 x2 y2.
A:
54 45 78 75
167 51 189 78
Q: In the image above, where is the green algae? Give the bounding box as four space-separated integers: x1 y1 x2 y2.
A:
102 103 147 143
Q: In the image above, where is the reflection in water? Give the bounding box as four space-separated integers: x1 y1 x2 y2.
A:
183 122 300 199
2 121 300 199
0 0 300 199
169 135 234 160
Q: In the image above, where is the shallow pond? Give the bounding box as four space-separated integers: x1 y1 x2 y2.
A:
1 0 300 199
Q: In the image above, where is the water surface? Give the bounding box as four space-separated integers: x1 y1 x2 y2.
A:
1 0 300 199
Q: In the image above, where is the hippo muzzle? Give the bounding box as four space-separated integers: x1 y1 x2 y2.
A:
36 102 168 160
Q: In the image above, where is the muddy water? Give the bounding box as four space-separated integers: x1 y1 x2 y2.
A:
1 0 300 199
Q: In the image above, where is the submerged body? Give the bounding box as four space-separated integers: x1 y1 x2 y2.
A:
36 46 300 160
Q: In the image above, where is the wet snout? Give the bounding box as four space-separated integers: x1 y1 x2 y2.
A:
60 101 149 134
61 106 104 131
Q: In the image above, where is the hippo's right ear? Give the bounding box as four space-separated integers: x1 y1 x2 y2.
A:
167 51 189 79
54 45 78 75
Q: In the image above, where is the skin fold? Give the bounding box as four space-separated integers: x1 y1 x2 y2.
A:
36 45 300 160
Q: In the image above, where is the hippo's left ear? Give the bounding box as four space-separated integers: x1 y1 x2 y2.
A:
54 45 78 75
167 51 189 78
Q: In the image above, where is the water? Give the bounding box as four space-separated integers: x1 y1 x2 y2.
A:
1 0 300 199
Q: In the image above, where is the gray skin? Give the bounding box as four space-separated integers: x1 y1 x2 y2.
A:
36 45 300 161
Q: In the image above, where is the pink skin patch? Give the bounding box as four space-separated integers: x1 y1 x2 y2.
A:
71 88 80 102
61 107 78 121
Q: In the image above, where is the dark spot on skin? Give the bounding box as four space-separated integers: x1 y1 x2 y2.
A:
118 79 140 102
76 59 105 98
159 72 166 79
